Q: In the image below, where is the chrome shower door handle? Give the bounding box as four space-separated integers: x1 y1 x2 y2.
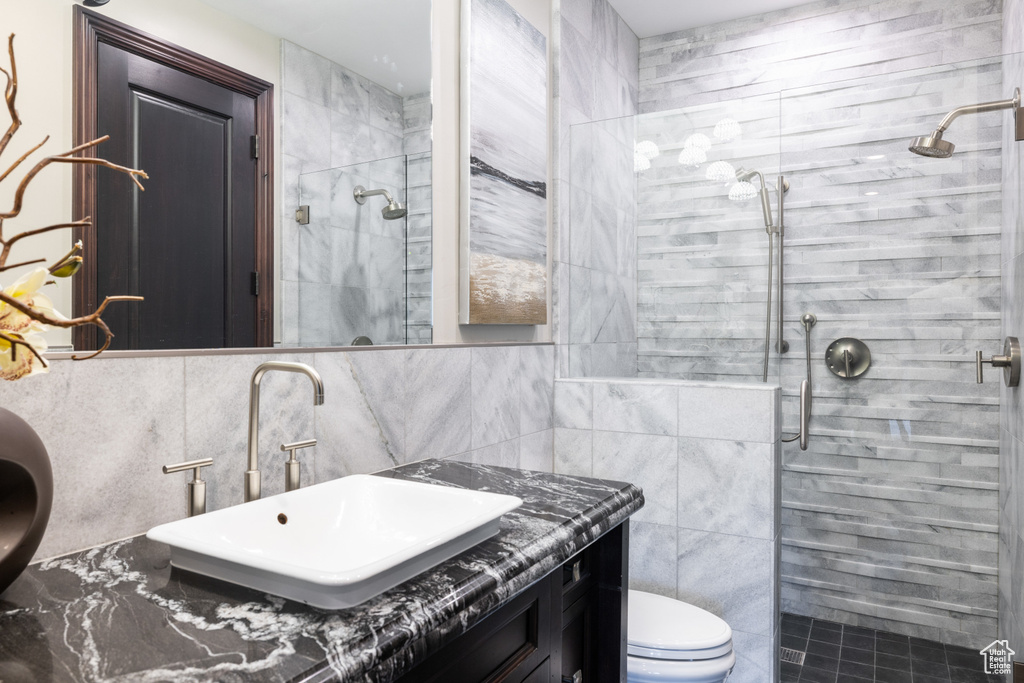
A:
799 379 810 451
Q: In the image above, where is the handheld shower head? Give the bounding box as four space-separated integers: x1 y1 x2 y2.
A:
909 87 1021 158
732 168 789 231
353 185 408 220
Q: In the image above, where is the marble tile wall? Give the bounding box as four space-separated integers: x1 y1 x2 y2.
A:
633 0 1006 648
553 377 782 683
1000 0 1024 659
10 344 554 562
552 0 639 377
297 158 407 346
281 41 430 345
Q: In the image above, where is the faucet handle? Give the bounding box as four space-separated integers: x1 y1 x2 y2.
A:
281 439 316 492
162 457 213 517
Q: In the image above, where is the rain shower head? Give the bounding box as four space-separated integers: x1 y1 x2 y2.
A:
353 185 408 220
908 131 955 158
909 87 1023 158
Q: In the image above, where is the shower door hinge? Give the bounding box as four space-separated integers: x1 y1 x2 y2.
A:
251 271 260 296
250 135 260 159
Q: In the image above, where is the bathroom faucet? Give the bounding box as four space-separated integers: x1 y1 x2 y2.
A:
245 361 325 502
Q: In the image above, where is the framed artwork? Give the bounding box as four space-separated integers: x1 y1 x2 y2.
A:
460 0 548 324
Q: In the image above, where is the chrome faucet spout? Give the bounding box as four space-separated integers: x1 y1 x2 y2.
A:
245 361 324 502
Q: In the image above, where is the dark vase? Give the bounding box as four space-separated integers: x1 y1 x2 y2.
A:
0 406 52 596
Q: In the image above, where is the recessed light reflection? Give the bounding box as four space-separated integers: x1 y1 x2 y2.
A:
865 155 886 160
864 191 879 196
678 147 707 167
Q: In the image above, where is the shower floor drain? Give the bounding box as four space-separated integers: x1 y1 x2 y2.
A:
780 647 806 666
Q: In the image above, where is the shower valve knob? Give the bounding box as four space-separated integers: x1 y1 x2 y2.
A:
976 337 1021 387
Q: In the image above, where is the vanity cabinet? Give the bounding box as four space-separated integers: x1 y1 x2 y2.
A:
396 523 628 683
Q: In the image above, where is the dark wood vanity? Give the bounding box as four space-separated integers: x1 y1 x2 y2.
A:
397 524 628 683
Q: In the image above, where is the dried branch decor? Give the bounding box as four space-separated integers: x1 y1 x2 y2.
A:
0 34 147 380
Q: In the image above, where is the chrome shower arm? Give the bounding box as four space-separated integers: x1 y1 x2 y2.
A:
935 88 1020 133
353 187 396 204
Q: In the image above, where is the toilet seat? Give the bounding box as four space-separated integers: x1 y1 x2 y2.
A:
627 590 733 661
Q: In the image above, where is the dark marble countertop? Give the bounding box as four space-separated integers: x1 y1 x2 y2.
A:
0 460 643 683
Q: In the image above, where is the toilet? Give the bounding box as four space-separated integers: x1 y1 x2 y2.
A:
627 590 736 683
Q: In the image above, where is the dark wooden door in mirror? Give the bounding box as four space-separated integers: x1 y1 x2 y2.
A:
96 43 257 349
73 8 274 351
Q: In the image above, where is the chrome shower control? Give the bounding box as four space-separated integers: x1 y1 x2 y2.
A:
825 338 871 379
976 337 1020 387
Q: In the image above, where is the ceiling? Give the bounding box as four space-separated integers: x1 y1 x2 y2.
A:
199 0 431 95
606 0 823 39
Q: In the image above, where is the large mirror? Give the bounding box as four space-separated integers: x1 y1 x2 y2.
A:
3 0 431 353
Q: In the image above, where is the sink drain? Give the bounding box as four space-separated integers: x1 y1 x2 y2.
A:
277 513 288 525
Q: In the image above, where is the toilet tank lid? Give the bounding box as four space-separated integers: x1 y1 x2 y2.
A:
628 590 733 652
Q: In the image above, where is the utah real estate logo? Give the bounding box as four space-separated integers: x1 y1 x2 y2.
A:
980 639 1015 675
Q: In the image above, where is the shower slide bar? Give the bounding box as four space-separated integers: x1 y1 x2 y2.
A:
759 174 791 382
782 313 816 451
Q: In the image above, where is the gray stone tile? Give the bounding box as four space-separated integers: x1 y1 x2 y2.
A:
677 528 774 637
283 41 331 107
471 346 521 449
313 350 405 482
331 64 370 122
593 382 676 435
468 438 520 468
520 429 553 472
629 521 677 599
283 92 332 171
554 428 592 476
4 357 185 560
677 438 776 539
554 380 593 429
593 430 676 526
520 345 555 434
678 385 777 443
405 348 471 459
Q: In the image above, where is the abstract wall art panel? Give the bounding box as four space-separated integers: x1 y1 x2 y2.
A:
460 0 548 324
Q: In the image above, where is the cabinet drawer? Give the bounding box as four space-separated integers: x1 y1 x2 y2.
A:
561 547 592 604
396 576 553 683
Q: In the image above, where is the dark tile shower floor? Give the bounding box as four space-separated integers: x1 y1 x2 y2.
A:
780 613 1006 683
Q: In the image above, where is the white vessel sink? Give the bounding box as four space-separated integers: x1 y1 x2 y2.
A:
146 474 522 609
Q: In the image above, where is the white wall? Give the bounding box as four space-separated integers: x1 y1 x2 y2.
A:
0 0 282 348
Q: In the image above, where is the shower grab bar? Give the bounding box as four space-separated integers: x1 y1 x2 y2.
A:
783 313 816 450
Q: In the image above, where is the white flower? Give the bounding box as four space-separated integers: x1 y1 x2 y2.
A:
0 267 60 335
0 267 62 381
0 331 48 380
